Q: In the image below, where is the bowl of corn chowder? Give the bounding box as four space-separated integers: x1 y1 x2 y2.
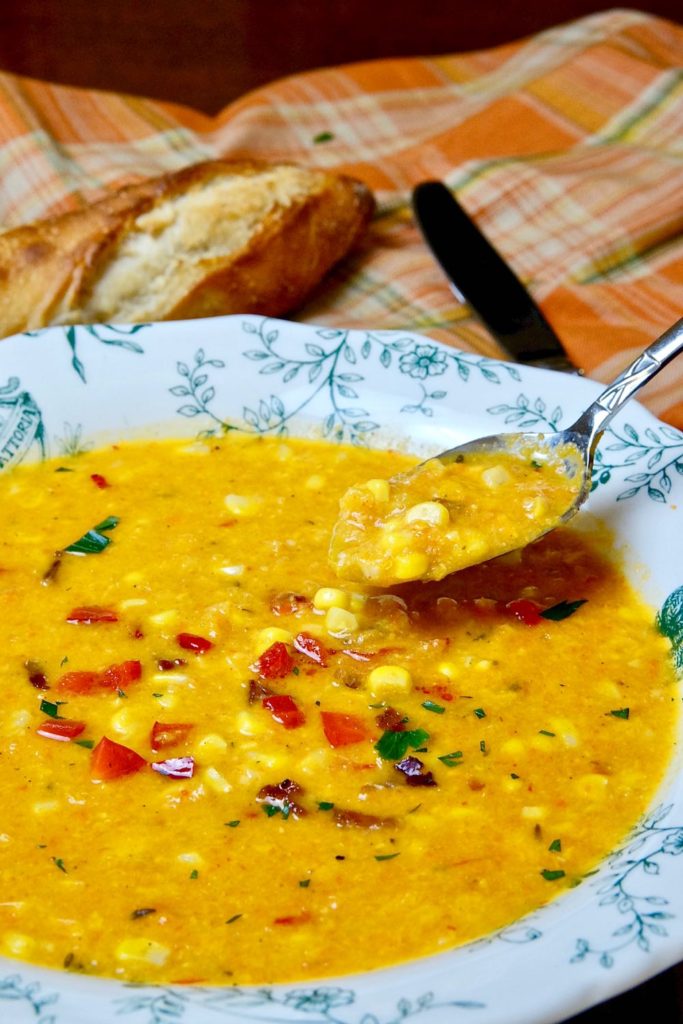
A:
0 315 681 1024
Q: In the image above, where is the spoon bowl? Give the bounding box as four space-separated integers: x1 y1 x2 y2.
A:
330 317 683 585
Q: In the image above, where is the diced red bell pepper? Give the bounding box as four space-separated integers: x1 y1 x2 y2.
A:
91 736 146 780
506 599 543 626
100 660 142 689
151 721 194 751
254 642 294 679
56 660 141 693
321 711 368 747
56 671 102 694
262 694 305 729
293 632 329 667
66 606 118 624
90 473 110 489
273 912 311 925
177 632 213 654
36 719 86 742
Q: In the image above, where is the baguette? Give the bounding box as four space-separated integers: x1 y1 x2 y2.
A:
0 160 374 338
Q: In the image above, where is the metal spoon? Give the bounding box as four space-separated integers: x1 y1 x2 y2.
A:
435 314 683 536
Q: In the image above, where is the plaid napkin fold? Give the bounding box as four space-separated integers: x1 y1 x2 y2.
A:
0 7 681 427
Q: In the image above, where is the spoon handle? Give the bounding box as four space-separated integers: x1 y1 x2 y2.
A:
570 317 683 456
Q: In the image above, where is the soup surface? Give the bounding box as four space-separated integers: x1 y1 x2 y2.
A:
0 434 677 985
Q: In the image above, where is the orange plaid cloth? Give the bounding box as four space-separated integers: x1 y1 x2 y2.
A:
0 8 681 426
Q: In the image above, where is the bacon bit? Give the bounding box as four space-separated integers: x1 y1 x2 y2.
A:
91 736 146 781
151 756 195 779
150 721 193 751
176 632 213 654
90 473 110 489
333 808 397 829
375 707 405 732
506 599 543 626
130 626 145 640
270 592 311 616
262 694 305 729
248 679 273 704
273 912 311 926
217 519 237 528
293 632 329 667
468 778 486 791
395 756 436 787
257 778 307 818
56 660 142 694
335 668 361 689
321 711 368 747
66 606 118 624
157 657 187 672
36 719 86 741
25 660 49 690
253 641 294 679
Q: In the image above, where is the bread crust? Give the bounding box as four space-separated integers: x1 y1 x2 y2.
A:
0 160 374 337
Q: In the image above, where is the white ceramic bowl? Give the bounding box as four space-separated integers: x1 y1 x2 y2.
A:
0 315 682 1024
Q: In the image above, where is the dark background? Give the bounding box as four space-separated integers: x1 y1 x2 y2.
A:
0 1 681 1020
0 1 680 112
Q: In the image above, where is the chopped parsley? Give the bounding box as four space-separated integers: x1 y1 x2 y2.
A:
190 869 199 879
40 699 65 719
74 738 94 749
375 727 429 761
225 914 242 924
375 853 400 861
317 801 334 811
421 700 445 714
64 515 120 555
538 729 556 737
52 857 67 873
225 820 240 828
540 599 587 622
313 130 335 143
473 707 486 719
540 869 566 881
438 751 463 767
299 879 311 888
548 838 562 853
479 739 488 755
609 708 630 719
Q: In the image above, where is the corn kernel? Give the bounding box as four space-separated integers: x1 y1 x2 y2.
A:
32 800 60 815
224 493 261 517
305 474 326 490
500 738 525 757
528 497 549 519
204 767 232 794
115 938 170 966
531 733 555 752
380 527 415 553
367 664 412 696
119 598 148 610
366 478 390 502
236 711 266 737
502 777 523 793
110 708 138 736
393 552 430 580
521 805 546 820
196 733 228 756
149 609 178 626
154 692 177 710
482 465 511 487
575 773 609 800
474 659 493 671
299 749 332 776
349 592 367 614
313 587 349 610
405 501 449 527
437 661 459 680
257 627 293 649
177 851 204 865
325 607 358 636
8 709 31 732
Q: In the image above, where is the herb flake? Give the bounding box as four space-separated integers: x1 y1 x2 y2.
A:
609 708 630 720
375 853 400 861
64 516 120 556
375 727 429 761
438 751 463 767
540 599 587 622
421 700 445 714
541 868 566 881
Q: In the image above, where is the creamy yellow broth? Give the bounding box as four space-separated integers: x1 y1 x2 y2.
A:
0 435 677 985
329 443 582 585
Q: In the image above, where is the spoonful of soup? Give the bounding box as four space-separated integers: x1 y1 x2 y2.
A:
329 316 683 585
